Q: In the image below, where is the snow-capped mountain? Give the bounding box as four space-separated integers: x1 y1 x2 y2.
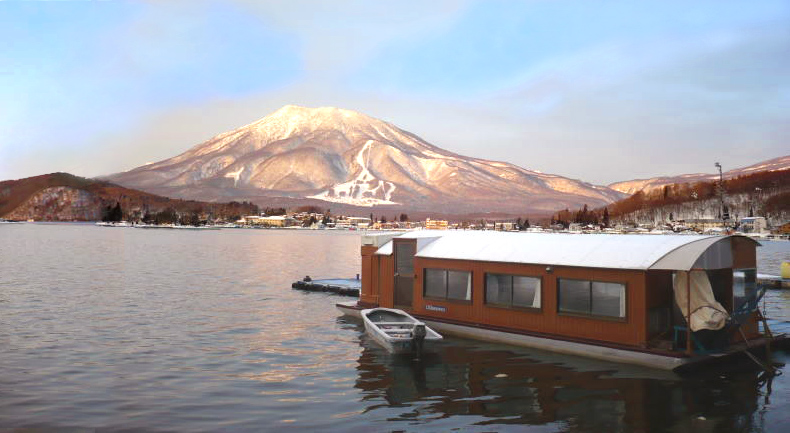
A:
608 155 790 195
107 105 626 214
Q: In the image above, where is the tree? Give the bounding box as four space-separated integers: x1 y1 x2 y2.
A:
303 215 318 227
524 218 530 229
263 207 286 216
602 208 610 227
154 208 178 225
399 213 408 222
102 202 123 222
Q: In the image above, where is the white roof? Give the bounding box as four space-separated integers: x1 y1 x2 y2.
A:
374 231 757 271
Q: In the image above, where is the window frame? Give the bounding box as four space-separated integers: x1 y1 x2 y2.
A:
423 268 473 303
557 277 627 321
484 272 543 311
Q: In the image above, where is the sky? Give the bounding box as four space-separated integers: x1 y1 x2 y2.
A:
1 0 788 185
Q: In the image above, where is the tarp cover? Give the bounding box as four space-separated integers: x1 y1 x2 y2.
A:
673 270 727 331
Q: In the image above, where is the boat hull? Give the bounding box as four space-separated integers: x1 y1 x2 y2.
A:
360 307 442 354
338 302 785 372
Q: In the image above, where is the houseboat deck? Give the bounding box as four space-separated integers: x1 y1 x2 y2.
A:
337 301 788 372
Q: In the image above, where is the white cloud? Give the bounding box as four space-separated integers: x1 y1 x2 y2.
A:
230 0 470 76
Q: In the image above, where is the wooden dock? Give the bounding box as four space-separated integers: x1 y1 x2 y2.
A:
758 274 790 289
292 277 361 297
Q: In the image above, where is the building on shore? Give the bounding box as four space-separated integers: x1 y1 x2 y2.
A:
238 215 297 227
425 218 448 230
677 218 725 232
738 217 768 234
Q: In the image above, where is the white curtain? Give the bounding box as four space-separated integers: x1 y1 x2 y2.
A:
673 270 727 331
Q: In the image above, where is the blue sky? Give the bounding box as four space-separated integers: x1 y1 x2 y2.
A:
1 0 788 184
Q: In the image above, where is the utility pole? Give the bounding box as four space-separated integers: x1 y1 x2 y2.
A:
715 162 727 226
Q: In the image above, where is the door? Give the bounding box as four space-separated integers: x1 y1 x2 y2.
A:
394 241 416 309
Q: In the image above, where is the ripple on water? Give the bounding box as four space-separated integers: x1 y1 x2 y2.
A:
1 225 790 431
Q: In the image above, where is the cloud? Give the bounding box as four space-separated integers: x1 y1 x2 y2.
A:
2 1 788 186
230 0 471 76
74 22 790 185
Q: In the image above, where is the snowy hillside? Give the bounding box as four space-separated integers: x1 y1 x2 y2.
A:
107 105 626 214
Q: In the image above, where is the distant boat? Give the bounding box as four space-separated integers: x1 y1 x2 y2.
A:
362 308 442 355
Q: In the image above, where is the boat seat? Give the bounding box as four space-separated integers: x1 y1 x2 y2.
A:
383 330 412 336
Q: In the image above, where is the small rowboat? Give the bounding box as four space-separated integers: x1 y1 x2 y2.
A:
361 308 443 355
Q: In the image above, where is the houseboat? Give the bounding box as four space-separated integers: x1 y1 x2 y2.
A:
337 231 782 372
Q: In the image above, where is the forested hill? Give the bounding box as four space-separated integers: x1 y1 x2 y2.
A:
552 168 789 226
0 172 258 222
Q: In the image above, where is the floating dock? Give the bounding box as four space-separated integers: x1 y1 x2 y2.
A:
758 274 790 289
292 277 361 297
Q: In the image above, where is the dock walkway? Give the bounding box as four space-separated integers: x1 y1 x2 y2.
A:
292 277 361 297
758 274 790 289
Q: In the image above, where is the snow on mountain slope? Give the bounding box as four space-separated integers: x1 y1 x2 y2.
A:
307 140 397 206
107 105 626 213
609 155 790 195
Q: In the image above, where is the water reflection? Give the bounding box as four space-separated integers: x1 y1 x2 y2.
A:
1 224 788 431
352 323 784 432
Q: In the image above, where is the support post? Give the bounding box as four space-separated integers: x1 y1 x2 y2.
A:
686 271 693 355
359 245 380 307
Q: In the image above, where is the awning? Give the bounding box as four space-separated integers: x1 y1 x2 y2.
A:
649 236 759 271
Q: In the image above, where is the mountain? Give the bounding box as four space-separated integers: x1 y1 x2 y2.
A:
106 105 625 214
608 155 790 195
0 173 257 221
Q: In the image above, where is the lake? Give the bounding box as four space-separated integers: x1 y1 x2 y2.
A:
1 224 789 432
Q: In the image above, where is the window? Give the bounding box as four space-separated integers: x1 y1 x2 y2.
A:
733 268 757 308
558 278 626 319
485 273 541 309
733 268 756 298
424 268 471 301
395 242 415 275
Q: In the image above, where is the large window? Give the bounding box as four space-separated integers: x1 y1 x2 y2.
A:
485 273 541 309
558 278 626 318
424 269 471 301
733 268 757 298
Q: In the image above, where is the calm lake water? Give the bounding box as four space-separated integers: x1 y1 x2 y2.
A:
1 224 790 432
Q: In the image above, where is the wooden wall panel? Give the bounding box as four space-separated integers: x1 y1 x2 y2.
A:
378 255 394 308
359 245 378 306
550 267 645 346
732 236 757 269
409 256 648 347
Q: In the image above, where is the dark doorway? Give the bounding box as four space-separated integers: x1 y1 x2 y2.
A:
394 241 416 309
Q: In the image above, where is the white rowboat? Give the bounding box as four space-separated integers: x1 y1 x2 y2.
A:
361 308 442 354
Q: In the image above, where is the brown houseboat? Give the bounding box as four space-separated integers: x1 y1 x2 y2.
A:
337 231 781 371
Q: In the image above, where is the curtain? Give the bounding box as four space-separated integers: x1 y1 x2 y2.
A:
673 270 727 331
